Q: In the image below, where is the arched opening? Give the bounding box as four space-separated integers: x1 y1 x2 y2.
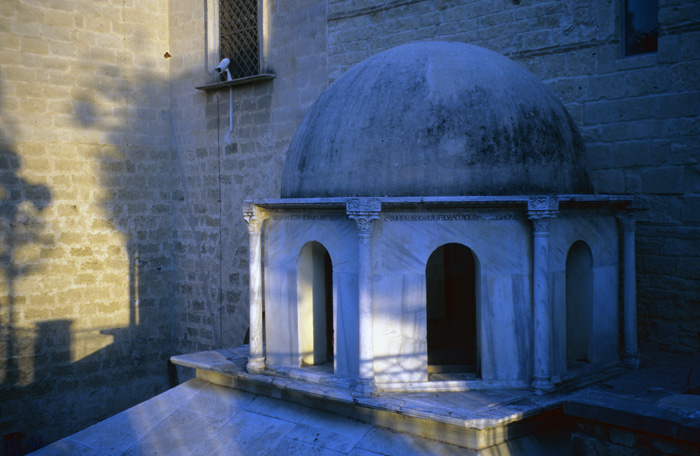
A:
566 241 593 370
426 243 477 375
297 241 334 368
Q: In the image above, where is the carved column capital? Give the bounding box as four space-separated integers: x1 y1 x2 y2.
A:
347 198 381 237
528 196 558 234
243 203 268 234
529 217 552 233
616 210 636 232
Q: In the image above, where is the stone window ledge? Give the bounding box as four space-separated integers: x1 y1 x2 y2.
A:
196 73 275 91
615 53 657 71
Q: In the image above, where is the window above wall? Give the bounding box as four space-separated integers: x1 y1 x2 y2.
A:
623 0 659 56
220 0 260 79
198 0 274 91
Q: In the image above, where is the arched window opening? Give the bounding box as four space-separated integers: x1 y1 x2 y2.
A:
426 243 477 376
566 241 593 370
297 242 334 368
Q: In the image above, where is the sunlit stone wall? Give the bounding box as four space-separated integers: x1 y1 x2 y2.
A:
0 0 173 445
167 0 329 352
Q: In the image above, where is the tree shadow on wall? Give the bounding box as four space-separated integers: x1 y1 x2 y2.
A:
0 91 54 453
1 53 178 450
75 55 237 355
0 145 52 383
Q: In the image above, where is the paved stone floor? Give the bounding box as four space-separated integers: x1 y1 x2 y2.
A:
28 377 513 455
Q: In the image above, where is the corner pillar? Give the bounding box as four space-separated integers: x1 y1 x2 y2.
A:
347 198 381 397
618 211 641 368
243 203 268 373
528 196 558 393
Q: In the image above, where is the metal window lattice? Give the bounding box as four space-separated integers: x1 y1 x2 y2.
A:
220 0 259 79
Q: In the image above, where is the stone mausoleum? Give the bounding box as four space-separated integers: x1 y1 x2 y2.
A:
242 41 640 396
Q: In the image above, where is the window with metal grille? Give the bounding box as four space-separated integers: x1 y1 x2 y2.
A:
220 0 260 79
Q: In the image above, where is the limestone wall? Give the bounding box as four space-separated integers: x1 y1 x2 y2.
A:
167 0 328 352
1 0 330 446
0 0 174 445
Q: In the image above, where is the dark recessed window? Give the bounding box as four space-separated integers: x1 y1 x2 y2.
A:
220 0 260 79
624 0 659 56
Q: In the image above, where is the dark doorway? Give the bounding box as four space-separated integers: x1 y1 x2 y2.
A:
297 242 333 367
566 241 593 370
426 243 477 374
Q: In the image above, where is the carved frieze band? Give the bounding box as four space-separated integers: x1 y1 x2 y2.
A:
347 198 381 213
528 195 559 212
243 203 268 234
347 198 381 237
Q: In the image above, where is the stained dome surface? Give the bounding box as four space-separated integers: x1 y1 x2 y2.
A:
281 41 591 198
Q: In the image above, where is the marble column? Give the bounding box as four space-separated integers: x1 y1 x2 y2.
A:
528 197 557 393
243 203 268 373
347 198 381 397
619 211 641 368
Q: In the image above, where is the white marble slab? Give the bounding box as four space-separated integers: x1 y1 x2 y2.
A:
121 407 227 456
29 439 105 456
286 409 372 453
179 381 256 420
66 395 179 454
190 410 297 455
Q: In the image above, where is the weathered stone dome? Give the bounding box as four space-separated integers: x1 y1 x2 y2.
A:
281 41 591 198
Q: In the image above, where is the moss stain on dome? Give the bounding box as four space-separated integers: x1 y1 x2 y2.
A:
282 41 591 198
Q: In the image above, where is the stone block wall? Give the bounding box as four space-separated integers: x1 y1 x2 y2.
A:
167 0 328 353
0 0 174 446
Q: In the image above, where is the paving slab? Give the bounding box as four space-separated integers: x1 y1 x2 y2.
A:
121 407 227 456
243 395 312 422
190 410 297 455
30 439 107 456
178 381 256 421
68 395 179 454
286 409 372 454
272 438 347 455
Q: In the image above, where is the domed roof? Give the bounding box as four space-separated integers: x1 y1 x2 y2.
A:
281 41 591 198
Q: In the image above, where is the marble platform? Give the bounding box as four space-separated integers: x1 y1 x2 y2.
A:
30 347 700 455
164 346 609 452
